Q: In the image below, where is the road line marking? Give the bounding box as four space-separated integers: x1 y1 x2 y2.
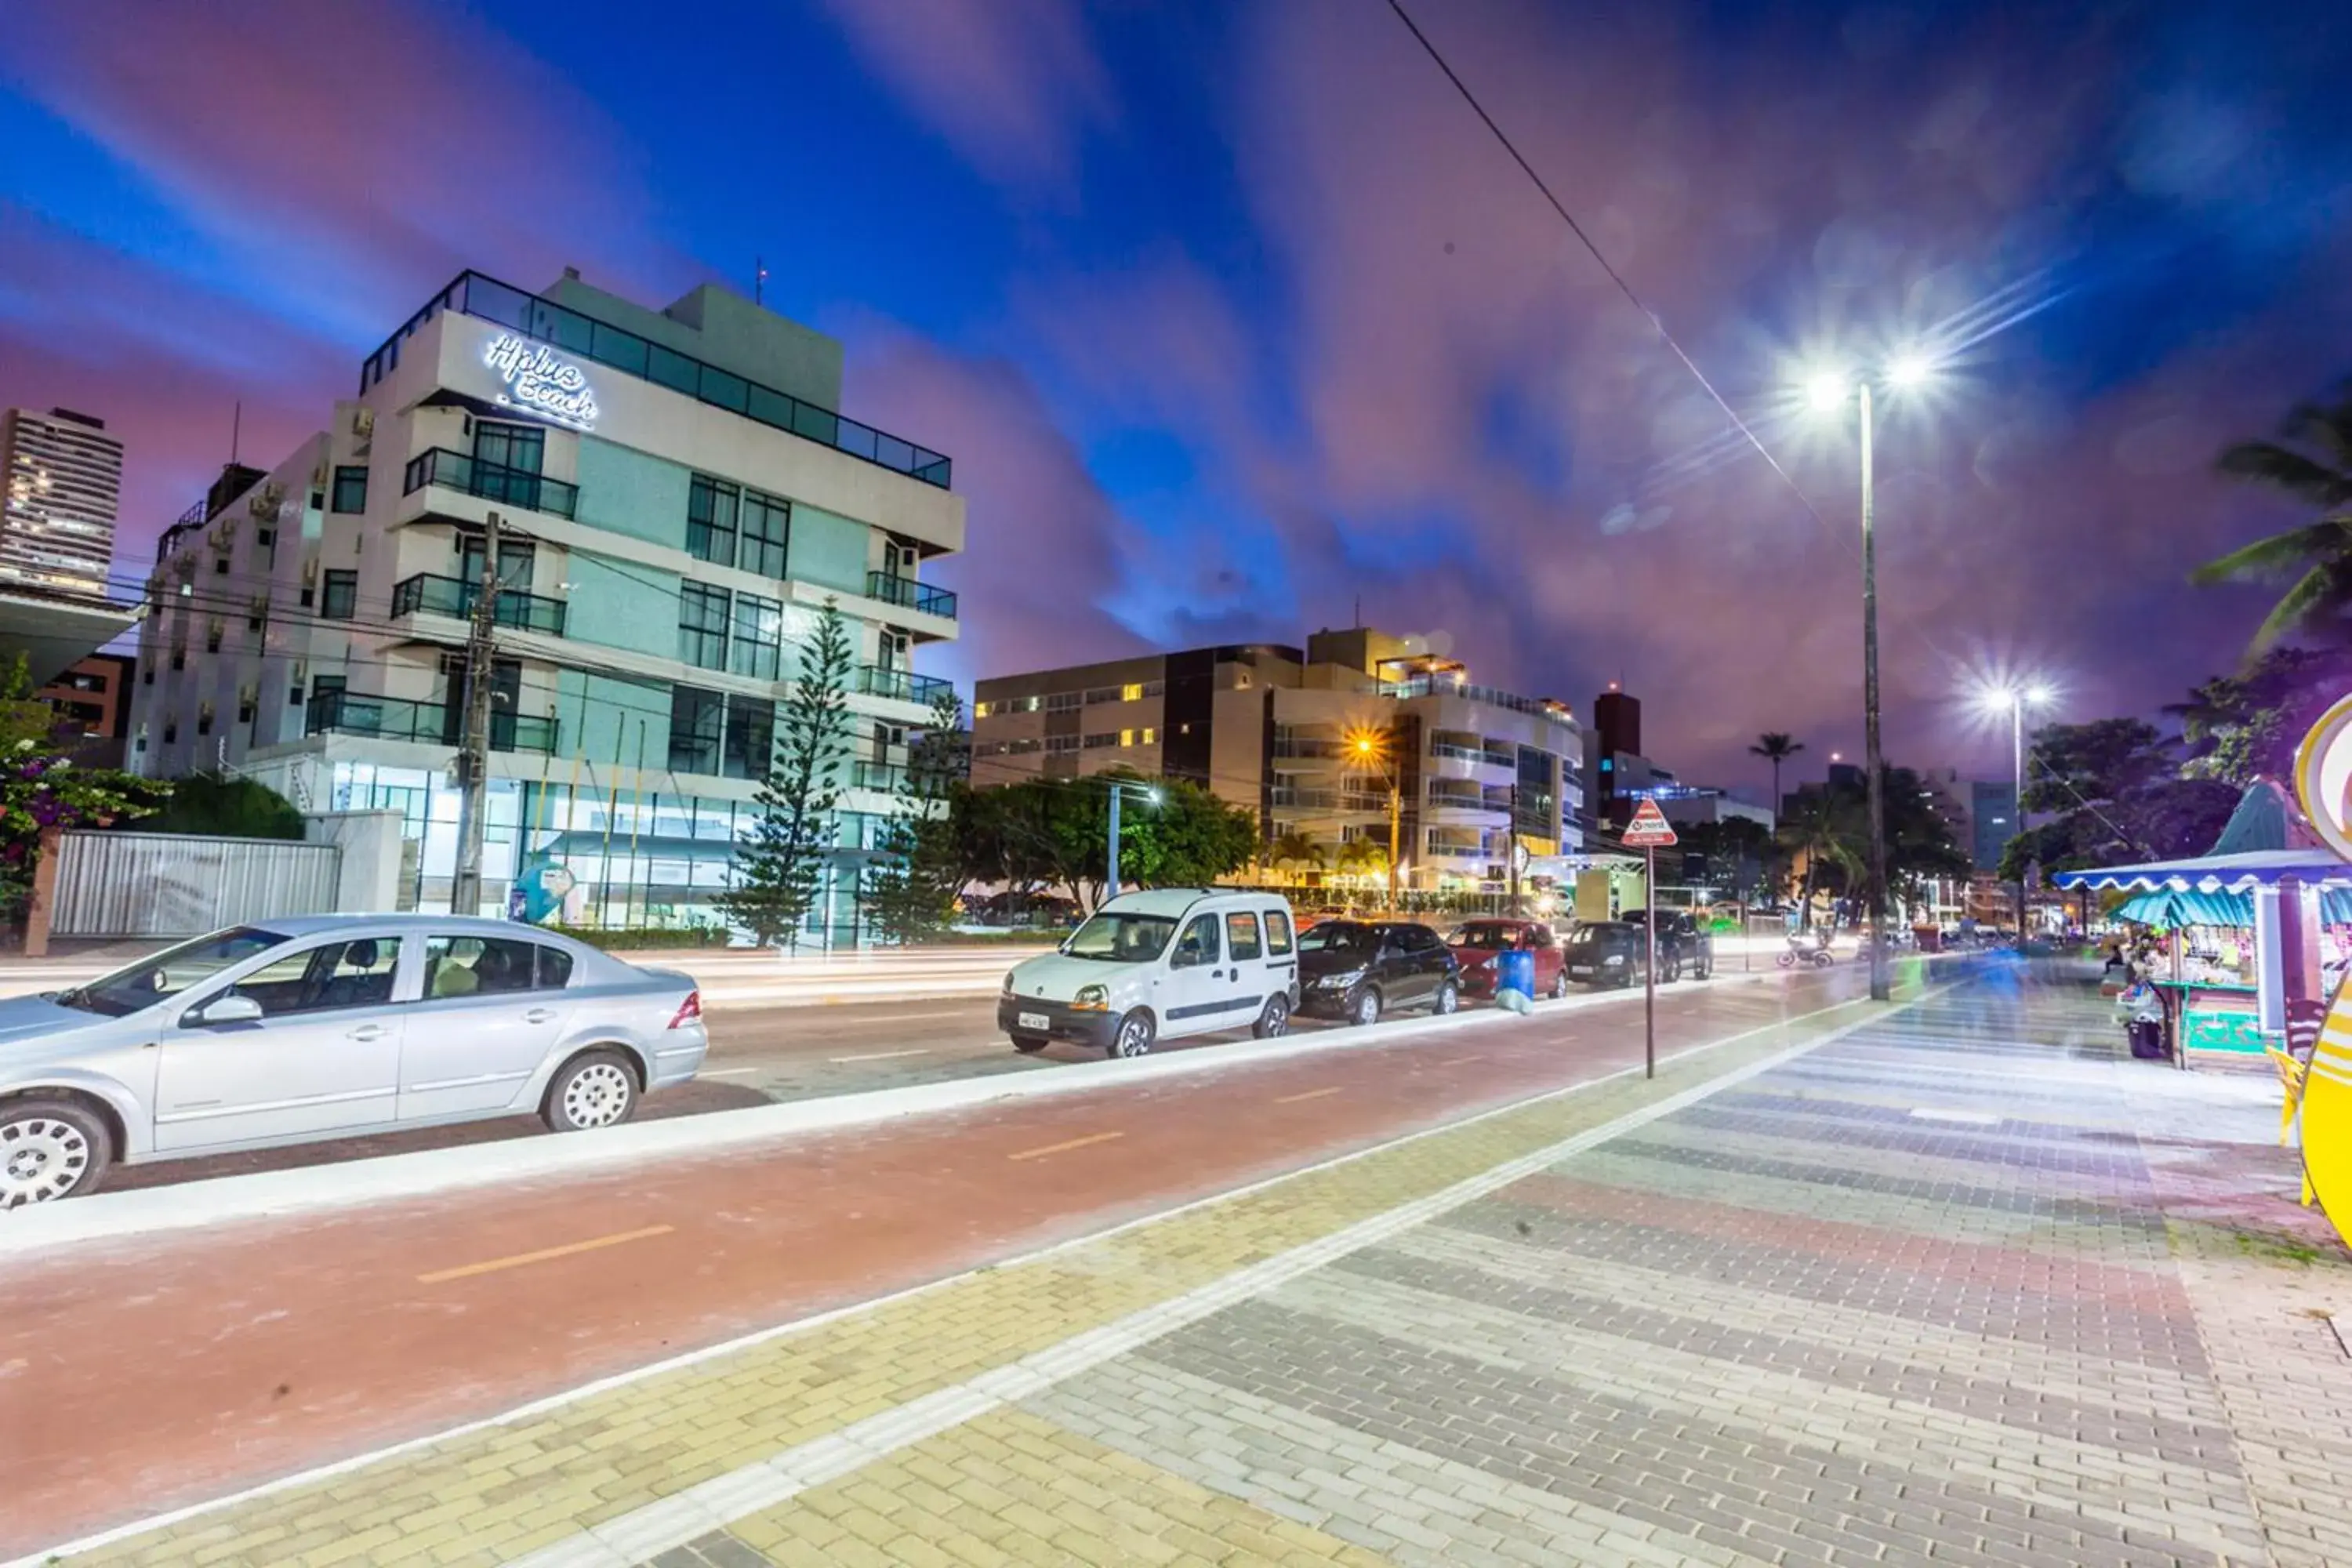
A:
829 1048 932 1064
418 1225 676 1285
1275 1087 1344 1105
702 1068 761 1078
16 975 1955 1568
1007 1131 1125 1161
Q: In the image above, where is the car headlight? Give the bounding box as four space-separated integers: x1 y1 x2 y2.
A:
1001 969 1018 997
1602 954 1626 966
1317 967 1367 989
1072 984 1110 1011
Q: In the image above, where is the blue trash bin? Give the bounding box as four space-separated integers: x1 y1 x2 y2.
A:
1496 948 1536 1000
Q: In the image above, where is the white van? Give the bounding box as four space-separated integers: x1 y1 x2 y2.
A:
998 889 1300 1058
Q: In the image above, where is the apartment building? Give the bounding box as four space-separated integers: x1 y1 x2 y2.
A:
38 652 136 767
1 406 123 601
129 269 963 929
971 627 1584 891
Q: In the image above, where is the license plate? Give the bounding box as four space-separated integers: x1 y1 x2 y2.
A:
1018 1011 1050 1030
1569 967 1592 978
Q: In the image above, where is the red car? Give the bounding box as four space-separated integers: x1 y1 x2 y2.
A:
1446 918 1569 1000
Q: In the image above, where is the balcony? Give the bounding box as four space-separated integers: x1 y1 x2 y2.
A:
391 572 568 637
365 272 953 488
850 759 907 793
1271 786 1388 812
1429 742 1486 764
858 665 955 707
1272 737 1352 760
306 690 557 754
865 572 958 621
401 448 579 520
1425 841 1493 862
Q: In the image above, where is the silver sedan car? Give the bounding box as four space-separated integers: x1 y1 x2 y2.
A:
0 914 709 1206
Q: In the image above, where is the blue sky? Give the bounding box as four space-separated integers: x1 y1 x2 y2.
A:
3 0 2349 789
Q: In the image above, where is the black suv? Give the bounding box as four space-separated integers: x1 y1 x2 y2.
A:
1296 920 1461 1025
1563 921 1648 988
1615 908 1715 981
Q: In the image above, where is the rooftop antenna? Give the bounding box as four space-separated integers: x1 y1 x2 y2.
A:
1353 593 1362 629
230 400 241 464
754 256 768 307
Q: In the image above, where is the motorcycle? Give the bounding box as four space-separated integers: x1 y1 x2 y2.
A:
1777 931 1837 969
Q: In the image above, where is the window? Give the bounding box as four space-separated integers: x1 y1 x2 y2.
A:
1083 732 1120 750
458 534 535 590
205 620 223 653
686 475 739 565
537 946 574 989
1045 691 1083 713
971 701 996 718
1174 914 1221 967
213 557 230 575
222 936 403 1018
473 422 543 475
1397 925 1442 953
723 694 773 779
299 586 314 608
321 570 358 619
162 721 176 743
311 673 345 707
1140 728 1157 744
677 583 730 670
1265 911 1294 955
332 465 368 514
729 593 782 681
309 488 325 510
196 702 214 736
422 935 543 998
1044 735 1080 754
169 648 185 671
1225 911 1262 961
669 684 722 774
248 600 267 632
1123 684 1145 701
1084 687 1123 706
256 526 276 550
738 489 789 577
141 666 154 687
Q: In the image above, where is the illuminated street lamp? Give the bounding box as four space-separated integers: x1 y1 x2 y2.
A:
1348 726 1403 911
1104 779 1163 902
1806 352 1940 1001
1977 684 2055 942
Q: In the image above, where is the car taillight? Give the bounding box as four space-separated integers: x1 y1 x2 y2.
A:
667 991 702 1029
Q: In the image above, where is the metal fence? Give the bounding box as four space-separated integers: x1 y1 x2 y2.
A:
49 831 343 938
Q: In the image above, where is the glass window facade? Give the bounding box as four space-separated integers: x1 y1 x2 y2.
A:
739 490 788 578
729 593 782 681
668 685 722 774
722 695 773 780
332 465 369 514
321 570 358 619
687 475 738 565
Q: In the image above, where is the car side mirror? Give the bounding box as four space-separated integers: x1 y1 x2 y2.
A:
188 993 263 1026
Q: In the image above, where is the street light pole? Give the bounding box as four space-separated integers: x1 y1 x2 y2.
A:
1860 383 1890 1002
2011 695 2028 943
1103 779 1161 904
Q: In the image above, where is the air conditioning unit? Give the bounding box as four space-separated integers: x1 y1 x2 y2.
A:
238 682 258 706
208 522 234 550
350 407 376 440
310 459 330 488
301 558 318 585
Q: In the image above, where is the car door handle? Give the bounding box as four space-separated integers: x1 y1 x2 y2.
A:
347 1024 389 1042
523 1007 557 1024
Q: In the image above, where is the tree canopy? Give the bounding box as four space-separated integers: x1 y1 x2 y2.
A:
2191 383 2352 653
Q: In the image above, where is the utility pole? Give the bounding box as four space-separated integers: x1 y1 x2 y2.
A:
1860 381 1891 1002
449 510 503 917
1387 772 1402 913
1507 780 1521 913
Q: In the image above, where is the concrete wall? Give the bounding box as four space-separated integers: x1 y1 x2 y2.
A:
303 809 406 913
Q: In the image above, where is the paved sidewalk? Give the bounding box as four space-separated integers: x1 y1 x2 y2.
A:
45 967 2352 1567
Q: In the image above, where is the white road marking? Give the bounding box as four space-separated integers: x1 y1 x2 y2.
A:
10 978 1943 1568
827 1048 933 1064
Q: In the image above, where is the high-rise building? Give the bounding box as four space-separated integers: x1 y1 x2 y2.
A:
1 406 123 601
971 628 1584 890
129 267 964 930
1971 779 2019 872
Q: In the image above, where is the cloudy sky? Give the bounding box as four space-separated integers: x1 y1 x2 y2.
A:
3 0 2348 797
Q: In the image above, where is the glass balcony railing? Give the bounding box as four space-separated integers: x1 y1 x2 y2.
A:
1430 742 1486 763
1272 737 1352 760
391 572 568 636
865 572 958 620
857 666 954 706
1271 786 1389 812
401 448 579 520
851 759 908 793
306 691 557 754
365 273 953 488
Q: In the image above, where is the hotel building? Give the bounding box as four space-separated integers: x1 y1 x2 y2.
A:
128 269 963 932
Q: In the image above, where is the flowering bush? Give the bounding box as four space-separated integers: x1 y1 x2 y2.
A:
0 739 169 924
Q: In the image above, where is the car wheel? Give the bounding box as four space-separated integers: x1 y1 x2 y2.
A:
1549 967 1569 1000
1109 1008 1157 1058
1661 953 1683 983
0 1096 111 1207
543 1049 640 1132
1434 980 1459 1016
1254 994 1290 1039
1011 1033 1050 1054
1350 987 1383 1027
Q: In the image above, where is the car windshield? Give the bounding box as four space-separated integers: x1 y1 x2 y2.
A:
1566 927 1616 950
1448 924 1519 949
54 926 286 1017
1062 912 1178 962
1299 921 1376 953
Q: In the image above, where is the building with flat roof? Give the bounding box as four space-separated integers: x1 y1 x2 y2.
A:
128 268 963 931
2 406 122 601
972 628 1584 891
38 652 136 767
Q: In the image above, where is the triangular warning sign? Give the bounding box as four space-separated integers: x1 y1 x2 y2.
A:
1621 797 1679 848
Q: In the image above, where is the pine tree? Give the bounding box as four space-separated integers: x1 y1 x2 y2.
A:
862 687 967 943
721 601 854 947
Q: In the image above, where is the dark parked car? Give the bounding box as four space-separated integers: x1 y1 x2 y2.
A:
1616 908 1715 981
1563 921 1650 988
1446 918 1568 1000
1296 920 1461 1025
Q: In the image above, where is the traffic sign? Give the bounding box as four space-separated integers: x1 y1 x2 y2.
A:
1621 798 1678 848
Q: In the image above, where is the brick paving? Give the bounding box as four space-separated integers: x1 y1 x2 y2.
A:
45 967 2352 1567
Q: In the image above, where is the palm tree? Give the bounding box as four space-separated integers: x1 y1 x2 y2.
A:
1749 732 1805 812
1266 828 1327 882
2191 384 2352 652
1334 837 1387 885
1778 791 1864 931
